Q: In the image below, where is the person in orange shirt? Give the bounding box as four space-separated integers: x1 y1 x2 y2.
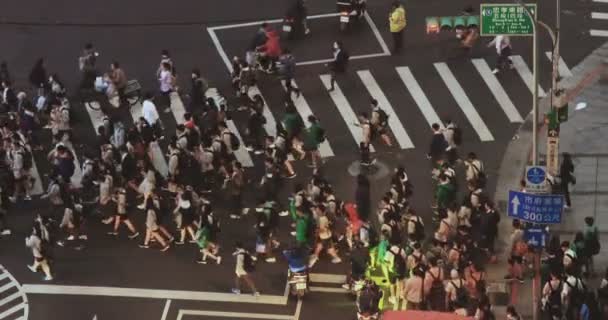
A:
402 267 424 310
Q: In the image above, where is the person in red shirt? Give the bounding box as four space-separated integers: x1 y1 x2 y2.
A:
258 27 282 73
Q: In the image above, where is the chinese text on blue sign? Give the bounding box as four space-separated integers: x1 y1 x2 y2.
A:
508 190 563 224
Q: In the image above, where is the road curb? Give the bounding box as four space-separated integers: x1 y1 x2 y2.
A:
486 41 608 314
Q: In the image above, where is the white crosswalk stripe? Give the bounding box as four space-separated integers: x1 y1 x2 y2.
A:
590 29 608 37
510 55 547 97
395 66 443 129
169 91 187 125
357 70 414 149
206 88 255 167
0 266 28 320
434 63 494 141
249 86 278 138
84 101 105 134
129 100 169 178
544 52 573 79
471 59 523 123
27 145 45 196
282 80 335 158
319 74 376 152
592 12 608 19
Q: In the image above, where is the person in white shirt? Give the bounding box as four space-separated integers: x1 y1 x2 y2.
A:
26 224 53 281
232 241 260 296
158 62 173 112
142 92 160 127
487 34 513 74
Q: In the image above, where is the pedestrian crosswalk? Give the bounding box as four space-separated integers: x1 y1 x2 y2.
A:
591 0 608 37
0 266 28 320
26 53 568 194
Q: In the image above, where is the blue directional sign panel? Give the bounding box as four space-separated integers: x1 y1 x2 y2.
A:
526 166 546 184
508 190 563 224
524 227 547 248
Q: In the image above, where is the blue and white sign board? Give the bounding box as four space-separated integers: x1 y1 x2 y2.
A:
524 227 547 248
508 190 563 224
525 165 547 193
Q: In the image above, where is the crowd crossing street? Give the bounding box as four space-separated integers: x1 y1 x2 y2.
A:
0 0 606 319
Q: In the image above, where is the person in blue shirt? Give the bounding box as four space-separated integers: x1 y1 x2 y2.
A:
283 245 308 273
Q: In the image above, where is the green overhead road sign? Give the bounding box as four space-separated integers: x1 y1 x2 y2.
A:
480 3 537 36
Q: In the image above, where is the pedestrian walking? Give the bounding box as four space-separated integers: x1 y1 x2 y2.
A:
302 115 325 170
109 61 128 107
488 34 513 74
326 41 349 91
26 223 53 281
560 152 575 209
355 174 371 222
388 1 406 54
189 69 207 111
427 123 447 164
29 58 47 91
158 61 175 112
78 43 98 89
278 49 301 97
232 241 260 296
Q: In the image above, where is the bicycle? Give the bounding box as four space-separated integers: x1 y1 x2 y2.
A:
84 78 142 111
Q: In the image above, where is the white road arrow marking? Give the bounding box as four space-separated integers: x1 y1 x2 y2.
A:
511 196 520 214
92 315 97 320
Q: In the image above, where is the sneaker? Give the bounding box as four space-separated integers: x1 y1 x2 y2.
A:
27 265 37 273
24 195 32 201
504 275 514 281
254 150 264 155
8 196 16 203
306 163 316 168
196 259 208 264
168 237 175 243
290 231 296 236
251 255 258 262
265 257 277 263
163 108 171 114
137 204 145 210
78 235 88 240
175 241 185 245
189 239 197 244
139 244 149 249
216 256 222 264
517 277 525 284
279 211 289 217
231 288 241 294
56 240 65 247
66 235 75 241
253 291 261 297
564 204 571 209
128 232 140 240
1 229 11 236
107 232 118 236
491 68 500 74
285 173 297 179
388 296 397 305
341 283 350 290
230 214 240 220
331 257 342 264
245 146 254 152
43 275 54 281
160 245 170 252
102 218 114 225
242 208 250 215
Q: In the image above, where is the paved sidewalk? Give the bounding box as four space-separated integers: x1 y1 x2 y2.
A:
488 41 608 318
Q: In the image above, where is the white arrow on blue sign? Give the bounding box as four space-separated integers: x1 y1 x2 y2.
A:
508 190 563 224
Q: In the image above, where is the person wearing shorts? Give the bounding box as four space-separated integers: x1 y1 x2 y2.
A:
308 205 342 267
232 241 259 296
108 188 139 239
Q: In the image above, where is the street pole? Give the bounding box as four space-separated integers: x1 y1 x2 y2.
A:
532 24 539 166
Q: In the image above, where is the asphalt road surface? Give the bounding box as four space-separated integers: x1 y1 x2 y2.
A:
0 0 605 319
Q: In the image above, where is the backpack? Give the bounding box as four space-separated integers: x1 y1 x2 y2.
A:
412 216 425 241
471 164 486 188
317 127 326 143
566 278 587 308
111 121 126 149
452 126 463 146
471 271 487 295
390 248 406 276
177 152 196 175
228 132 240 150
585 230 600 256
21 148 33 170
451 280 469 306
428 269 445 298
545 280 563 311
242 251 255 272
376 108 389 126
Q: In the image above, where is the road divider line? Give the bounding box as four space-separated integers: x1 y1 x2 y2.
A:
282 80 334 158
160 299 171 320
357 70 414 149
592 12 608 20
544 52 573 78
206 88 254 167
177 309 293 320
395 66 443 128
308 286 348 293
319 74 375 152
128 100 169 177
309 273 346 284
510 55 547 97
22 284 287 305
433 63 494 141
471 59 523 123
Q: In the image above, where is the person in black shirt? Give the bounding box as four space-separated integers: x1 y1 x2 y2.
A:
427 122 447 163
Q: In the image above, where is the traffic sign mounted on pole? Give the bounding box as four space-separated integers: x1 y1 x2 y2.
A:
480 3 537 36
525 166 547 193
508 190 563 224
524 227 548 248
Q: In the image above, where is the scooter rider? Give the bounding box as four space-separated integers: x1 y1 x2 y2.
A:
283 245 308 274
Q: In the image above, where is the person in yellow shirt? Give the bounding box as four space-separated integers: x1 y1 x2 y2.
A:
388 1 406 54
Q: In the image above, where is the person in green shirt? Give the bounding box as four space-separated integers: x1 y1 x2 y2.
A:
435 174 455 209
281 103 305 159
196 224 221 264
302 115 325 170
290 197 311 247
584 216 600 275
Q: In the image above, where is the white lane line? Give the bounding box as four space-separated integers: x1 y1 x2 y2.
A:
169 92 187 125
309 273 346 284
590 29 608 37
544 52 573 78
434 63 494 141
0 291 20 307
160 299 171 320
177 309 293 320
84 102 106 134
510 55 547 97
363 11 391 55
592 12 608 20
293 299 303 320
319 74 375 152
0 302 24 319
129 101 169 177
309 286 348 293
249 86 278 138
206 88 254 167
282 81 335 158
593 0 608 3
22 284 287 305
395 67 443 128
357 70 414 149
471 59 523 123
0 282 15 292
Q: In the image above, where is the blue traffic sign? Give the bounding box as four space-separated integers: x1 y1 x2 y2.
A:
508 190 563 224
526 166 546 185
524 227 547 248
